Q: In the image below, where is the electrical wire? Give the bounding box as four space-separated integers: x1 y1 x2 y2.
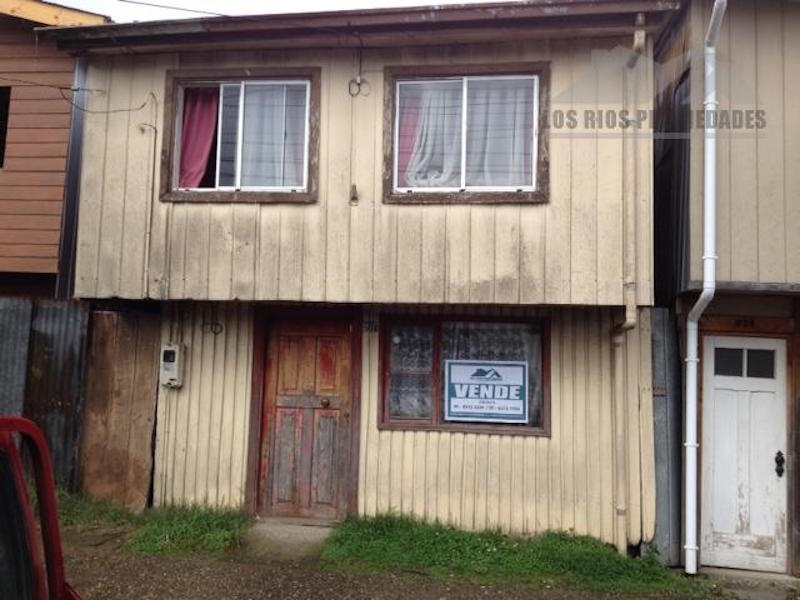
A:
59 89 157 115
0 73 154 115
348 32 365 97
117 0 228 17
0 73 102 92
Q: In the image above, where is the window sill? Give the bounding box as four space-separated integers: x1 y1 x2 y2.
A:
161 190 317 204
383 190 547 205
378 420 550 437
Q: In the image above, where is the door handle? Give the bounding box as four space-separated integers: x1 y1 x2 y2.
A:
320 398 330 408
775 451 785 478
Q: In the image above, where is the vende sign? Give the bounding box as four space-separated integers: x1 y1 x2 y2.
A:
444 360 528 424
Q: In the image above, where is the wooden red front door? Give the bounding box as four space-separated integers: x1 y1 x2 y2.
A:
262 321 353 519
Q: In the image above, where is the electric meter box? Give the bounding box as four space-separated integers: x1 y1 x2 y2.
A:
160 343 185 388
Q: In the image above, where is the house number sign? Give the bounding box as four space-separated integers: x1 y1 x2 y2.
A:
444 360 528 424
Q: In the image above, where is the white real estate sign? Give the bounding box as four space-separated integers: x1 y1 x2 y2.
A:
444 360 528 423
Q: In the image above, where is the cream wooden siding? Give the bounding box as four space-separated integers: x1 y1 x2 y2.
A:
153 302 252 508
74 39 653 306
358 306 656 547
689 0 800 286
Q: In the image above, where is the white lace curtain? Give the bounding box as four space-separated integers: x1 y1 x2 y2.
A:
398 77 534 189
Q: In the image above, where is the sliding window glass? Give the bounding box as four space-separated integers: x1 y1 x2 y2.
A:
177 80 310 192
394 75 538 193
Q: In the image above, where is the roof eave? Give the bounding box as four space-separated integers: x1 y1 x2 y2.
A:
36 1 681 53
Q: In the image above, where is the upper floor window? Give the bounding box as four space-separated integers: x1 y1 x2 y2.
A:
163 68 320 203
384 64 549 204
178 80 309 191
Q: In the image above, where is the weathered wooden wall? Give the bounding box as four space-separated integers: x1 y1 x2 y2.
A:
650 307 682 565
81 309 160 511
689 0 800 287
74 37 653 306
0 15 74 274
358 306 656 547
153 302 253 508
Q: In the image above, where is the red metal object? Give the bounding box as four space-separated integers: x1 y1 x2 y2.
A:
0 417 81 600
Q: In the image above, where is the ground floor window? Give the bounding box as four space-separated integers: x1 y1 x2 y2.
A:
380 317 549 435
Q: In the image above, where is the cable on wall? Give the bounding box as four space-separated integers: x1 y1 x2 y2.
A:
59 89 156 115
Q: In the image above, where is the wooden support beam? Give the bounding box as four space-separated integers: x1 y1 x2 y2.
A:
0 0 107 27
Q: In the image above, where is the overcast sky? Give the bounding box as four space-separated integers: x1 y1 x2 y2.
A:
53 0 495 23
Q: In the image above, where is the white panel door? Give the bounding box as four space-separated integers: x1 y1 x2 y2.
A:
701 336 787 572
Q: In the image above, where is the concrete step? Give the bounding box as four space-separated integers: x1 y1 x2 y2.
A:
243 518 334 561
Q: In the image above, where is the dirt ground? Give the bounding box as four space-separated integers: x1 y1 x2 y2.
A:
62 528 583 600
64 527 799 600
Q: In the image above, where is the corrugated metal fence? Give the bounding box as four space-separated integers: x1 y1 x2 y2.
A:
0 298 89 490
0 298 33 416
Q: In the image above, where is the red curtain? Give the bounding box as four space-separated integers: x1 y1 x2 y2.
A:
396 94 420 186
179 87 219 188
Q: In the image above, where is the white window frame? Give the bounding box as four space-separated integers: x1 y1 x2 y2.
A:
175 79 311 193
393 74 539 194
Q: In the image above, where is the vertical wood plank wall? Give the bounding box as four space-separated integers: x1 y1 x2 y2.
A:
0 17 75 273
689 0 800 285
358 307 656 546
81 310 160 511
149 302 656 543
74 38 653 306
153 302 253 508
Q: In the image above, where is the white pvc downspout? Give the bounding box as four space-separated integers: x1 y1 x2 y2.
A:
684 0 727 575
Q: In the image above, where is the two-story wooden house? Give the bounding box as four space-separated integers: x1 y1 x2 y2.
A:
41 1 678 553
655 0 800 576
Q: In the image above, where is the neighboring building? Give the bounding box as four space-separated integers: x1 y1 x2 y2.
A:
41 2 678 552
0 0 106 296
0 0 108 489
655 0 800 575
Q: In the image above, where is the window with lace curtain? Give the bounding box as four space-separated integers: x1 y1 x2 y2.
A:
383 63 549 205
380 317 550 435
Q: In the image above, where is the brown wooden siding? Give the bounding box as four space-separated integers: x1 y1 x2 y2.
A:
0 19 73 274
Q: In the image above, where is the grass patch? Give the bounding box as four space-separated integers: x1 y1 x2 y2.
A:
127 506 249 558
323 515 721 598
55 490 248 558
55 489 143 530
